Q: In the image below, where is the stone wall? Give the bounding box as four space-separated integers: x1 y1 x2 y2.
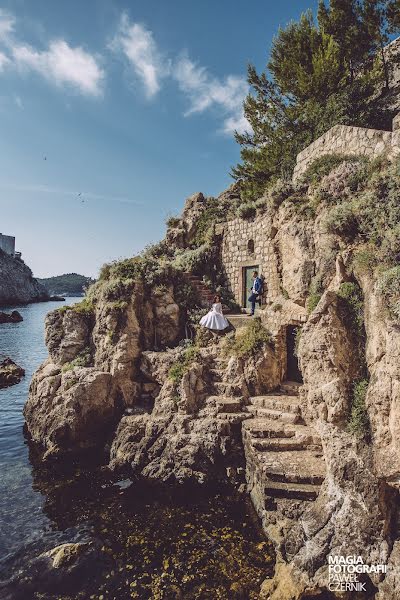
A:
219 216 307 336
0 233 15 256
293 122 397 181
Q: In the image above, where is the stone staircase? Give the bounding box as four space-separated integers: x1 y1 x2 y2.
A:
186 274 215 308
242 381 325 526
208 355 249 425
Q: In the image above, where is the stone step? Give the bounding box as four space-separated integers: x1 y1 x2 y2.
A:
209 367 225 380
257 450 325 485
212 381 241 396
251 437 314 452
243 418 300 439
265 480 320 501
217 412 250 424
215 398 243 413
245 406 301 424
249 395 300 414
280 381 302 395
227 315 252 330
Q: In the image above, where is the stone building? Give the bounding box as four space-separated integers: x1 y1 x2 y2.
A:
218 215 309 383
0 233 16 256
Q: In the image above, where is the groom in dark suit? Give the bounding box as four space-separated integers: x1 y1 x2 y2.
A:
248 271 262 316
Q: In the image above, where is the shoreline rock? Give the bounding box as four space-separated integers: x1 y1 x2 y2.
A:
0 358 25 389
0 310 23 324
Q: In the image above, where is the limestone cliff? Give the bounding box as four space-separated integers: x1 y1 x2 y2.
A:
25 154 400 599
0 249 49 306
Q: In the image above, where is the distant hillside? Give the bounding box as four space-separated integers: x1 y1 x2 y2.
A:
38 273 95 297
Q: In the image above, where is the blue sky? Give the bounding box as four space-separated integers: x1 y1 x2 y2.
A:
0 0 317 277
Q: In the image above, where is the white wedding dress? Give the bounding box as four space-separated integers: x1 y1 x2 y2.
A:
199 302 229 331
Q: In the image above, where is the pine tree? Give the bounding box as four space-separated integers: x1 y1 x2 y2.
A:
232 1 399 201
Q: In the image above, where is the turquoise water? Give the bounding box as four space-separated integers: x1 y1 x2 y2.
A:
0 299 273 599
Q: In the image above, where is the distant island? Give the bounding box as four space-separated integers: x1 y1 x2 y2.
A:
37 273 96 297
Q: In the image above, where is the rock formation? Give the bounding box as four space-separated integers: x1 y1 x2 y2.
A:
0 310 23 323
0 358 25 388
25 154 400 598
0 249 49 306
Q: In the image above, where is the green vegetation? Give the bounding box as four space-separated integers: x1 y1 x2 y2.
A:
223 319 271 359
166 216 181 228
302 154 363 186
307 276 324 313
62 347 92 372
168 345 202 383
38 273 95 296
337 281 365 335
57 298 94 316
376 266 400 321
232 1 399 200
348 379 371 441
325 201 358 237
236 202 256 220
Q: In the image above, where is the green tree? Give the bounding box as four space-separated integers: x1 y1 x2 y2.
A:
232 1 398 201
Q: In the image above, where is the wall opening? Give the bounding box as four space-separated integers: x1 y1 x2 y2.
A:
286 325 302 383
242 265 259 309
247 239 254 254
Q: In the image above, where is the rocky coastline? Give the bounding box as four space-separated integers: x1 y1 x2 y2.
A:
23 156 400 599
0 249 50 307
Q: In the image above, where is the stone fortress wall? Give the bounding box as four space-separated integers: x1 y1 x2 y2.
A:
293 114 400 181
0 233 15 256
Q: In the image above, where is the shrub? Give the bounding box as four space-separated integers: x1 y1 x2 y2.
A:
62 347 92 372
348 379 370 440
302 154 362 186
224 319 271 359
307 276 324 313
352 246 378 274
316 159 367 200
168 346 202 383
172 244 212 274
237 202 256 220
103 279 134 302
376 266 400 321
324 202 358 238
166 216 181 228
337 282 364 336
272 303 282 312
269 179 295 208
57 299 94 316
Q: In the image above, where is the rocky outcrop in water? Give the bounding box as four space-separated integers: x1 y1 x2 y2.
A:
0 249 49 306
0 358 25 389
0 311 23 324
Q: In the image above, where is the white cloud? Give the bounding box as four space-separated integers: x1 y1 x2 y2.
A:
0 11 104 97
0 51 10 70
0 10 15 41
110 15 167 98
12 40 104 96
173 55 250 134
110 16 250 135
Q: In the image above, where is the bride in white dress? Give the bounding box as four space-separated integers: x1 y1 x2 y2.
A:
199 295 229 331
